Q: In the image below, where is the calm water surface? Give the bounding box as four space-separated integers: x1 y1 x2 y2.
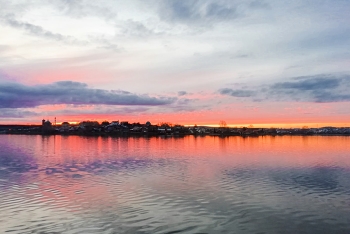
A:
0 135 350 234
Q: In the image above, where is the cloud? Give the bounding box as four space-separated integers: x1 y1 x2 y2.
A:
46 105 151 116
50 0 117 20
0 109 38 118
118 19 159 38
313 92 350 103
205 3 239 20
178 91 187 96
219 88 255 97
2 16 80 44
297 28 350 51
271 76 342 91
218 74 350 103
0 81 176 108
159 0 201 22
249 0 270 9
269 74 350 102
158 0 244 26
91 36 122 52
156 0 272 28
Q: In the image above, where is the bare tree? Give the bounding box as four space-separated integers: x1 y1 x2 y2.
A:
219 120 227 128
159 122 173 127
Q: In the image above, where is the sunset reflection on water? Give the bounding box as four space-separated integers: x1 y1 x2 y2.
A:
0 135 350 233
6 135 348 168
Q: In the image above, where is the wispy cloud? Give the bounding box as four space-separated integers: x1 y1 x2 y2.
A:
219 88 255 97
157 0 267 26
2 16 83 44
118 19 160 38
51 0 117 20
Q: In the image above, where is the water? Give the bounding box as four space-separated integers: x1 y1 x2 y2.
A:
0 135 350 234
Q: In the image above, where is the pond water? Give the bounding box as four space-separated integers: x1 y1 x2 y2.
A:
0 135 350 233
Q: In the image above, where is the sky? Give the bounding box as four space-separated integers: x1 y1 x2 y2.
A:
0 0 350 127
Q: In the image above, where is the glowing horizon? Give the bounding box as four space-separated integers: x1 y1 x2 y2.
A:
2 118 349 129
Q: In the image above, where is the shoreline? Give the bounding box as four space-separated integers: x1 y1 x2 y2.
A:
1 132 350 137
1 123 349 137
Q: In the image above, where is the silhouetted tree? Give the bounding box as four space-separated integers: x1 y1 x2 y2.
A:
159 122 172 127
101 121 110 126
219 120 227 128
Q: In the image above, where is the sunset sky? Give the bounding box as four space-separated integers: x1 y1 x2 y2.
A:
0 0 350 127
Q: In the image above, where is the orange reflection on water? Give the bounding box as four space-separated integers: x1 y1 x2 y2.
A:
4 135 350 168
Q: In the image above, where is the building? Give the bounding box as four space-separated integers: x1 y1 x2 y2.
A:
42 119 53 132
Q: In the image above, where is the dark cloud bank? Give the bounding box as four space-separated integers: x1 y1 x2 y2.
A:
0 81 176 108
219 74 350 102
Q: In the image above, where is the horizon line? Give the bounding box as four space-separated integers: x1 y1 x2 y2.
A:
1 121 349 129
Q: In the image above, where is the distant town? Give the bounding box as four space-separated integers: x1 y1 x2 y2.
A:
0 119 350 137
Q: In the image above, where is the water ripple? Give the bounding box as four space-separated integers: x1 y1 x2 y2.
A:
1 135 350 233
